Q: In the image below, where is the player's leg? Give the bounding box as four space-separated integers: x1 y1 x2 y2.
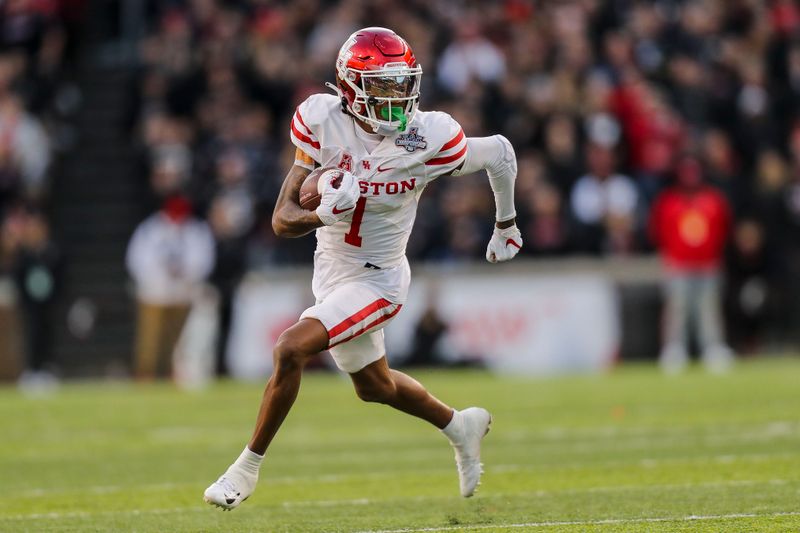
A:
248 318 329 453
350 356 453 428
659 273 690 373
204 317 328 510
346 348 491 498
696 273 733 373
133 302 161 380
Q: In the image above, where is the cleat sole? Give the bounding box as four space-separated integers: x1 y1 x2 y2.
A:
204 496 238 511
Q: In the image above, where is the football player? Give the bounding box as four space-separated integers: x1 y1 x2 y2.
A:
205 27 521 510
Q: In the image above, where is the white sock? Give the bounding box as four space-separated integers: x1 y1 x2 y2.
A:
232 446 263 476
441 409 463 442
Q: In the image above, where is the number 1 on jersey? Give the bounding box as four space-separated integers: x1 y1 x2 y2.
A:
344 196 367 247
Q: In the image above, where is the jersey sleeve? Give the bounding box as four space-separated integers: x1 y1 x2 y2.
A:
424 113 467 179
290 98 322 163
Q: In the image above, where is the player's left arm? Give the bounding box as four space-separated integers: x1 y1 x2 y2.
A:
452 135 523 262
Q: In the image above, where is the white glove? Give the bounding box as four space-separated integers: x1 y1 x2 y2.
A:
486 224 523 263
315 169 361 226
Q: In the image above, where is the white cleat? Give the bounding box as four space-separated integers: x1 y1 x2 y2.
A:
449 407 492 497
203 467 257 511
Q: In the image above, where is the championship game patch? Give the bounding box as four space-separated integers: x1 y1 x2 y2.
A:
395 127 427 152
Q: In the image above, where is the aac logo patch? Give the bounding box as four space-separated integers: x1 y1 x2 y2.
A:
338 153 353 172
395 127 427 153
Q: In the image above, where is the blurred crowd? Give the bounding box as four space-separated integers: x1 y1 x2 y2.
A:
0 0 84 383
131 0 800 350
133 2 799 253
0 0 70 236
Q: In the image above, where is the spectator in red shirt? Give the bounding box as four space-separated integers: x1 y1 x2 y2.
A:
649 154 734 373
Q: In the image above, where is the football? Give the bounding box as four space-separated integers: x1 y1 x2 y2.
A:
299 167 343 211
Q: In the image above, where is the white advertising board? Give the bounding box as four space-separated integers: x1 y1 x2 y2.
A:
227 270 619 379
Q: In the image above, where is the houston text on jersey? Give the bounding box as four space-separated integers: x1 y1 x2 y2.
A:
358 179 416 196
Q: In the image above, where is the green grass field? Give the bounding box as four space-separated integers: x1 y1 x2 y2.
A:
2 358 800 532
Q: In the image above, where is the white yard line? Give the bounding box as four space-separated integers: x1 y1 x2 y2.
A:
283 498 372 508
17 450 800 498
353 511 800 533
1 507 205 521
491 450 800 474
19 482 189 498
540 478 789 496
13 422 799 467
280 478 793 508
7 478 796 519
5 508 799 528
145 421 800 447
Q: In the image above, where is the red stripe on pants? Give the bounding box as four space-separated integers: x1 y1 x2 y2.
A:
329 304 402 348
327 298 393 340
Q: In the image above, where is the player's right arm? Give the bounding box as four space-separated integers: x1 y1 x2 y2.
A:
273 98 334 238
272 148 361 237
271 158 323 238
276 95 361 237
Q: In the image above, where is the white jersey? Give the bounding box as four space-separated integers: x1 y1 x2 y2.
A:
290 93 467 269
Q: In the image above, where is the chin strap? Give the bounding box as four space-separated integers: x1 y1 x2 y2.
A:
325 82 349 114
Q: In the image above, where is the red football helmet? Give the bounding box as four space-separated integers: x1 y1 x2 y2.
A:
329 27 422 135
